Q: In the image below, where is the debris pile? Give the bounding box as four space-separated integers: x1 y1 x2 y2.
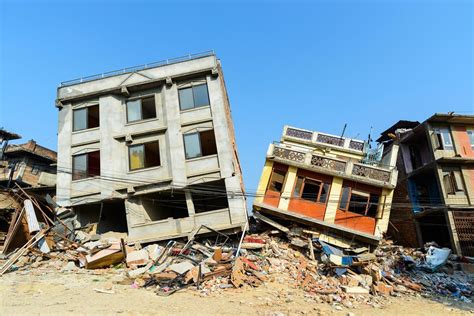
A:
1 197 472 309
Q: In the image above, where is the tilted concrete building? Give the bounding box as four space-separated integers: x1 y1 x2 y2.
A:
55 52 247 243
253 126 399 245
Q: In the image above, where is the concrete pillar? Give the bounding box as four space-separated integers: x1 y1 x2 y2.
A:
184 190 195 216
163 83 187 186
278 166 297 210
323 177 343 223
374 188 394 237
254 160 274 204
56 104 73 207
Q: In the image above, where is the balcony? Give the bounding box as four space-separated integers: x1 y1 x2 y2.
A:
268 143 397 188
283 126 365 153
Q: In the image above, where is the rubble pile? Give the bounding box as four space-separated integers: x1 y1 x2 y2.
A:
0 191 472 310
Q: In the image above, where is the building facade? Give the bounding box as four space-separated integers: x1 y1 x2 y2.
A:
0 130 57 189
383 113 474 256
55 52 247 243
253 126 399 245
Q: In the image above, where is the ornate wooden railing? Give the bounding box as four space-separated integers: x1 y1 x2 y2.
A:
351 164 391 182
349 140 365 151
316 134 345 147
310 155 346 172
273 147 305 163
285 127 313 140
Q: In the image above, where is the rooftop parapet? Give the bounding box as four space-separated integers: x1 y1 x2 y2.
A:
282 126 366 153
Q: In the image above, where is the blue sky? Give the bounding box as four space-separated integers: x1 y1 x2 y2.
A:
0 0 472 194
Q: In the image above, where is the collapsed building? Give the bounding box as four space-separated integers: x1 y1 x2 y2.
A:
0 128 57 249
55 51 248 243
253 125 399 246
382 113 474 256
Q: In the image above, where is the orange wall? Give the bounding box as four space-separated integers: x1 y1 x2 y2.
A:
468 168 474 196
452 126 474 158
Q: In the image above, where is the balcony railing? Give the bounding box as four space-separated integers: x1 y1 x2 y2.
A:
310 155 346 172
270 143 396 187
285 127 313 141
283 126 365 153
273 147 306 163
351 163 391 182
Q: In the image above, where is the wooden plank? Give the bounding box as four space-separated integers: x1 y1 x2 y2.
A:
2 206 25 254
253 212 289 233
0 230 44 275
24 200 40 233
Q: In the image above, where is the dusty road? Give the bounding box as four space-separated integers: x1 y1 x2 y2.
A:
0 269 472 315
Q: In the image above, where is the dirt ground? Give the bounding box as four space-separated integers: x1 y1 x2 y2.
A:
0 269 472 316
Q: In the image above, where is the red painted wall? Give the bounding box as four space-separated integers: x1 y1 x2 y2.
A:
334 180 382 235
452 126 474 158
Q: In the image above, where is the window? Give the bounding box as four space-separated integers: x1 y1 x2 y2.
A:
31 165 40 175
128 141 161 171
293 176 330 203
72 151 100 180
338 186 381 218
442 169 465 195
268 169 286 193
183 130 217 159
178 83 210 110
468 130 474 149
73 105 99 131
126 96 156 122
434 127 453 150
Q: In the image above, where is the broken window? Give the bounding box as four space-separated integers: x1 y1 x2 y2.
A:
128 141 161 171
191 180 229 213
183 130 217 159
434 127 453 150
178 83 210 110
293 176 330 203
338 186 381 218
73 105 99 131
268 169 286 193
126 96 156 122
442 169 465 195
72 151 100 180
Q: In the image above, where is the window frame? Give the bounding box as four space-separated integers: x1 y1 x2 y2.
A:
183 132 202 159
72 150 101 181
267 168 287 193
338 186 383 218
178 83 210 111
293 176 330 204
30 165 40 175
125 95 157 123
73 104 99 132
442 169 465 195
128 140 161 171
467 130 474 150
434 127 454 150
183 129 218 160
